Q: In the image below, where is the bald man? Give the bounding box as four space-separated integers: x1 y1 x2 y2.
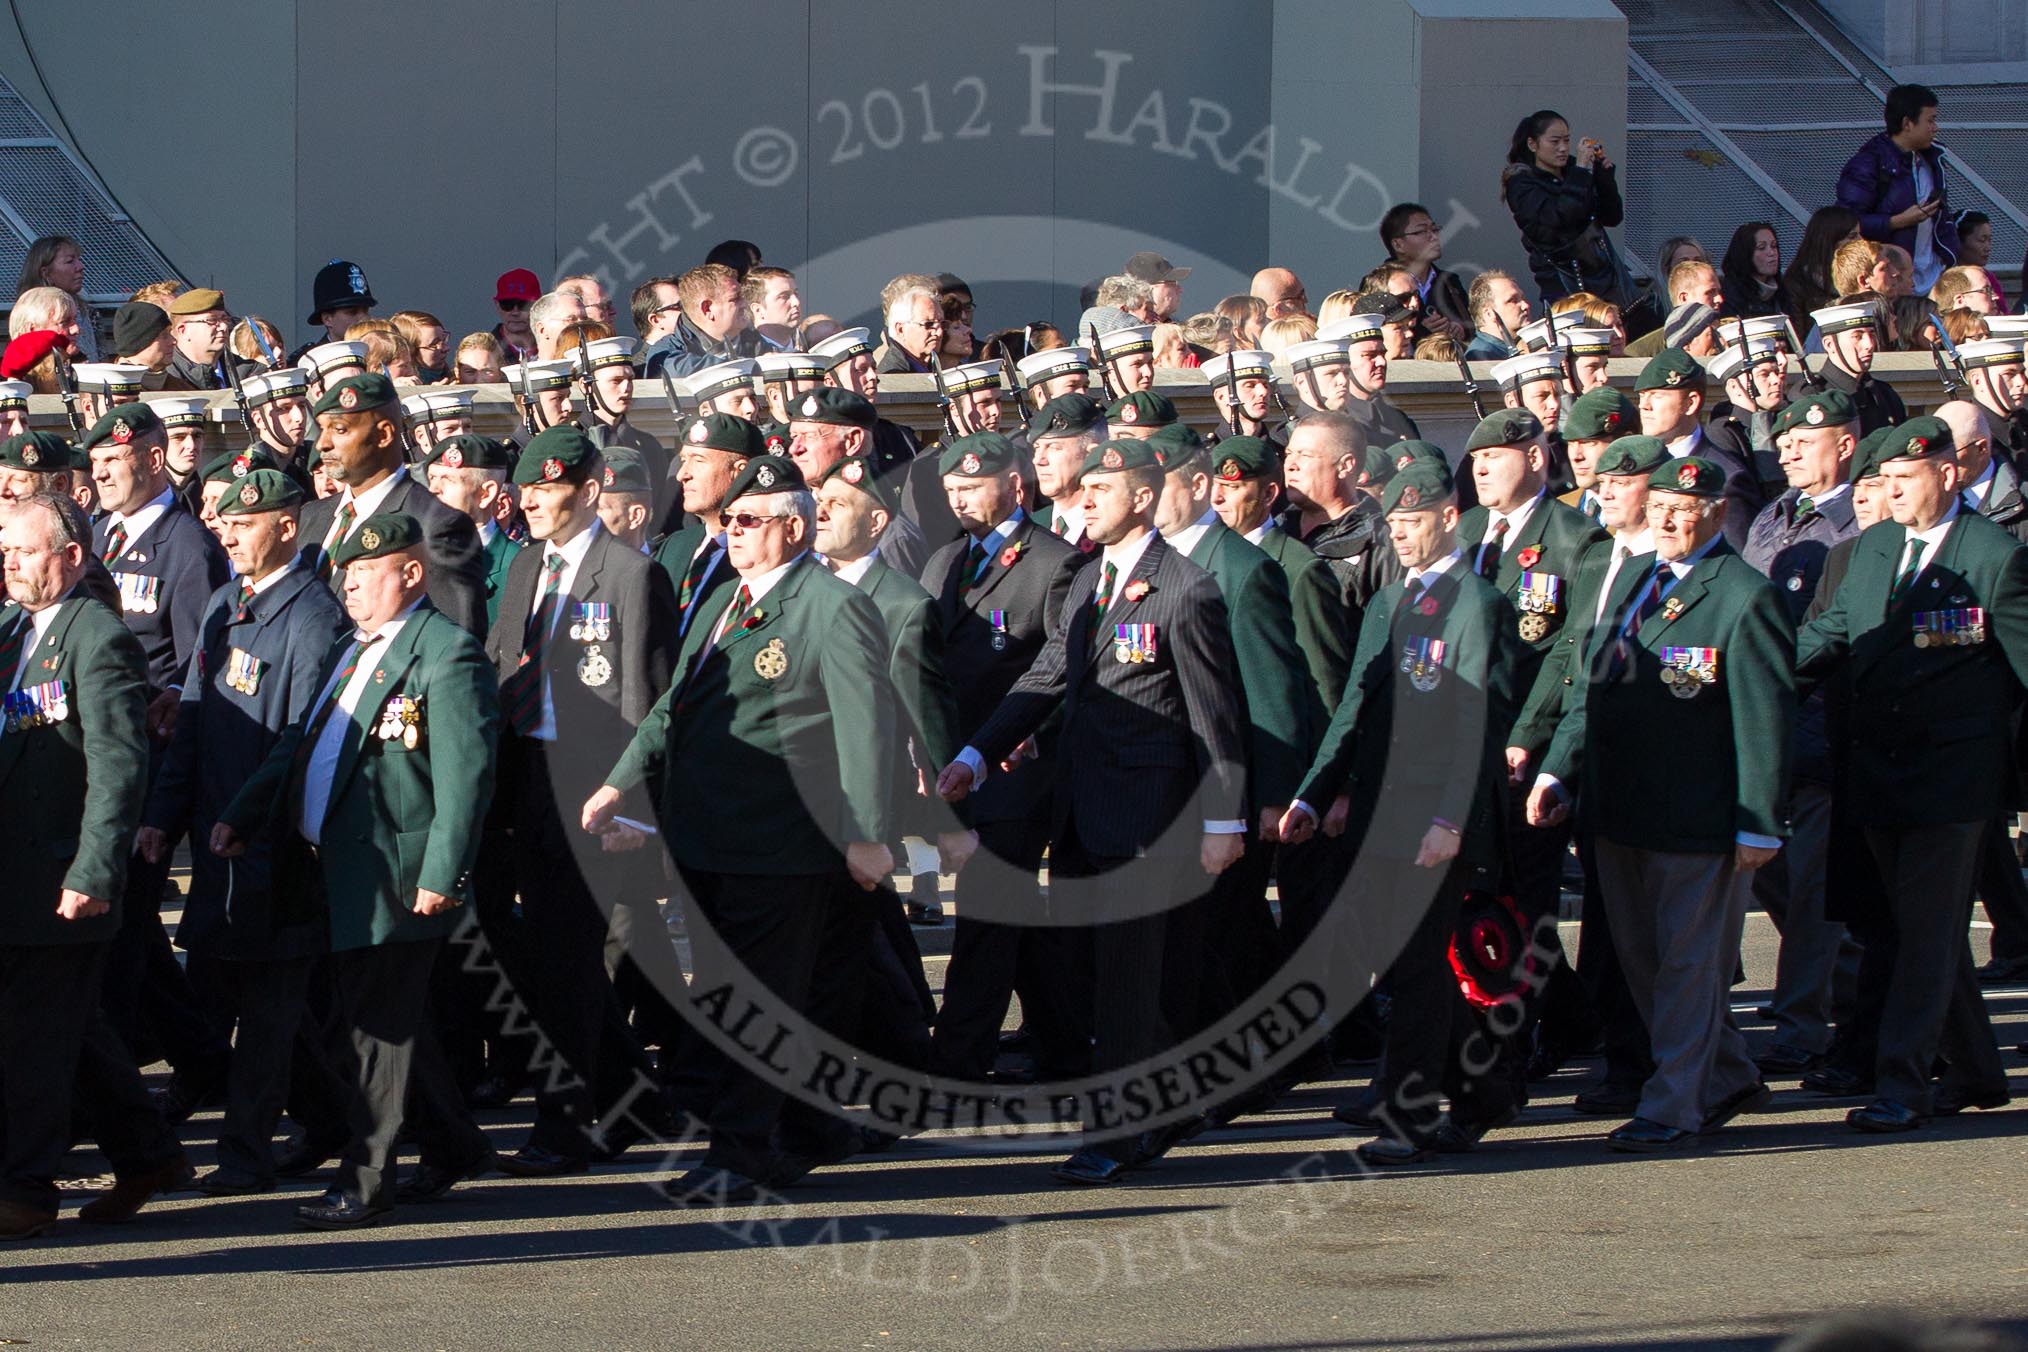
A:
1251 268 1310 322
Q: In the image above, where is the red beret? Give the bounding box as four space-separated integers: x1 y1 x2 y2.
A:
1 329 67 379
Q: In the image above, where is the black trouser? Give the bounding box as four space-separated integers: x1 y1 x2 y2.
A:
1163 829 1277 1041
677 868 831 1181
1501 804 1594 1062
930 814 1083 1081
1864 822 2006 1111
103 846 230 1075
1976 815 2028 965
860 890 935 1072
437 824 526 1093
507 741 656 1156
0 942 180 1212
326 939 488 1207
208 954 336 1181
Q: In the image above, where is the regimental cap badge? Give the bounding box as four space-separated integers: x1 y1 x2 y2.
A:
689 420 709 443
602 465 616 486
19 444 37 466
542 458 563 481
1907 435 1927 454
232 452 252 476
842 459 864 484
1603 411 1621 432
1806 405 1825 425
1664 369 1683 387
755 463 778 488
359 527 381 550
959 453 981 474
338 386 358 410
111 419 132 445
1399 485 1421 508
1217 457 1242 482
1101 446 1124 469
800 394 819 418
442 447 464 468
1120 403 1138 424
238 481 259 506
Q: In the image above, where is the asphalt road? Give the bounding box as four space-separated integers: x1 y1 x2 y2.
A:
4 915 2026 1352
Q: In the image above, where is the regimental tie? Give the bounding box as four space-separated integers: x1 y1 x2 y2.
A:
1889 536 1923 608
676 540 718 617
1795 492 1817 521
500 551 567 736
1477 517 1508 579
232 577 255 623
101 520 127 565
958 538 991 595
1089 560 1119 627
0 611 26 693
290 634 370 780
319 500 356 581
1604 561 1668 682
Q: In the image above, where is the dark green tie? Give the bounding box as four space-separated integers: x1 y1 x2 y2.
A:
1090 560 1119 625
1889 537 1923 607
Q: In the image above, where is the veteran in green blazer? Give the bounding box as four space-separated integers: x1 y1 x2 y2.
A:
586 454 896 1207
0 492 186 1237
1793 417 2024 1131
420 434 522 628
216 511 497 1230
1534 456 1794 1153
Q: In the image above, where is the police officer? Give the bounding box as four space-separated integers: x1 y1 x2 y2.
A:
137 469 352 1194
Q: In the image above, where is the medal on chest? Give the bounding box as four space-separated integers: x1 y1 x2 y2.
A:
988 609 1009 652
1658 646 1719 698
2 679 68 733
577 643 613 686
376 692 422 749
1401 635 1446 692
114 571 161 615
1113 622 1158 664
567 601 612 642
223 646 267 696
1913 607 1986 648
1515 570 1562 642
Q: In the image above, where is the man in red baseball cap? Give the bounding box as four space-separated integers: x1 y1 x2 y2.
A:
493 268 540 360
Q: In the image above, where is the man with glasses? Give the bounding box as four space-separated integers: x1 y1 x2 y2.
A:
584 454 898 1205
163 289 250 392
879 287 944 376
1250 267 1309 321
558 274 617 328
1380 203 1472 343
1532 455 1793 1151
491 269 541 361
632 275 684 373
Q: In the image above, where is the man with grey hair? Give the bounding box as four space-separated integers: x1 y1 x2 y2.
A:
878 287 943 375
529 290 588 362
1078 274 1154 349
584 453 897 1206
1027 392 1106 550
1277 409 1397 618
1937 399 2028 542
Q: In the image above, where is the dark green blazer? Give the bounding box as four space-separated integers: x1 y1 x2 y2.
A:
1509 535 1637 756
855 552 964 833
0 596 150 945
1182 519 1317 812
1797 509 2028 826
482 526 522 629
607 553 895 874
1294 563 1522 867
221 600 500 951
1255 524 1354 715
653 520 741 641
1460 495 1607 695
1543 541 1794 853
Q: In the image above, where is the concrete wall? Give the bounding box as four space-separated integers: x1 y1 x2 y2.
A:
0 0 1626 347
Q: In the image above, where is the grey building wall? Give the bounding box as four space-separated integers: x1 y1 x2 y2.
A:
0 0 1625 347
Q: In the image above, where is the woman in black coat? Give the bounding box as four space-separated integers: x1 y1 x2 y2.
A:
1720 220 1791 319
1501 109 1625 304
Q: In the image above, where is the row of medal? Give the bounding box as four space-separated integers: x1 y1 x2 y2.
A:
114 572 163 615
567 602 612 643
1658 645 1720 698
1400 636 1447 692
1912 608 1987 648
375 693 422 749
1515 571 1562 643
3 679 70 733
1113 622 1159 664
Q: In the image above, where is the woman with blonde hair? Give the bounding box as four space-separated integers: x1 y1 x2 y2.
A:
347 318 417 382
455 332 506 385
15 234 96 358
1314 289 1360 328
1259 314 1317 359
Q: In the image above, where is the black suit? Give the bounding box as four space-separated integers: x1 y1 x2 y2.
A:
922 515 1083 1081
299 469 488 636
485 523 680 1157
969 535 1248 1156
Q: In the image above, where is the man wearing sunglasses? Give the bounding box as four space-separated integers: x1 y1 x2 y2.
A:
492 269 540 361
584 453 898 1206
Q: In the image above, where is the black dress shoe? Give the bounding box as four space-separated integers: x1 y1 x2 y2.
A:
194 1169 275 1197
466 1074 522 1109
1130 1116 1207 1167
1701 1081 1772 1134
768 1131 865 1188
273 1135 344 1179
1933 1084 2010 1116
904 900 944 926
495 1145 589 1178
1571 1081 1643 1116
1051 1147 1131 1185
1847 1099 1925 1133
660 1166 760 1207
1431 1106 1519 1153
1355 1135 1432 1166
150 1072 224 1126
398 1153 497 1202
1801 1065 1872 1097
79 1154 193 1224
1974 956 2028 985
295 1191 391 1230
1330 1091 1384 1129
0 1199 57 1240
1754 1043 1822 1074
1606 1117 1694 1152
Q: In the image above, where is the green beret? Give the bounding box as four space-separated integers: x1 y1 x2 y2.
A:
938 431 1018 478
1851 425 1898 481
1079 437 1162 478
512 424 601 486
1210 436 1272 483
1359 444 1400 488
1648 455 1727 499
681 412 767 457
721 453 805 504
330 511 423 568
0 430 72 472
1107 390 1177 430
81 402 164 452
1879 415 1955 464
1382 460 1454 514
1464 408 1544 453
1594 435 1671 478
1028 392 1105 441
200 445 279 484
788 386 876 429
1561 387 1638 442
422 433 513 473
816 453 897 514
217 467 306 516
758 420 792 455
1635 348 1705 393
311 372 398 420
1390 440 1449 474
1773 388 1859 437
1148 422 1206 470
599 450 654 495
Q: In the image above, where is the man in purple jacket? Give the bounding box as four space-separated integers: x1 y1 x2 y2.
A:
1836 84 1959 294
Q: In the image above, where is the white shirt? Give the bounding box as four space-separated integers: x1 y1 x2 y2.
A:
1474 491 1544 574
1596 528 1653 624
831 548 879 587
478 518 499 548
1898 499 1960 579
10 598 70 693
106 487 174 559
1243 520 1275 547
1165 508 1220 559
243 558 300 600
523 519 603 742
957 529 1244 834
323 467 409 553
299 603 418 844
1665 427 1706 460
